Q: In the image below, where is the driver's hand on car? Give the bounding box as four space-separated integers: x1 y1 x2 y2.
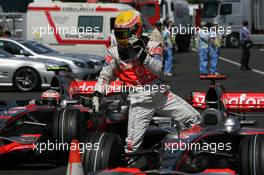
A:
92 91 101 113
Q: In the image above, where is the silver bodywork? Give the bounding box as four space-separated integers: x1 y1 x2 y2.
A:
44 52 104 73
0 38 104 79
0 49 65 88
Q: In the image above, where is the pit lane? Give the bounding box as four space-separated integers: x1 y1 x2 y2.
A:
0 48 264 175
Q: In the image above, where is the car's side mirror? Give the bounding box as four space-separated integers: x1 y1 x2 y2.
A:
20 49 31 56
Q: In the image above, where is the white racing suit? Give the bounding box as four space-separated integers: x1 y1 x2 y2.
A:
95 37 201 153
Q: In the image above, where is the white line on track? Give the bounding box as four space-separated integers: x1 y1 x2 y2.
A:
192 48 264 76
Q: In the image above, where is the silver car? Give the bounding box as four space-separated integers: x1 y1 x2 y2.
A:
0 38 104 79
0 49 68 92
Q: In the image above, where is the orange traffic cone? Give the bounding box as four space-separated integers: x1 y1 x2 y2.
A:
66 139 84 175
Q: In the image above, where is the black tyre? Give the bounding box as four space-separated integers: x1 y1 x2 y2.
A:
52 108 86 144
239 135 264 175
226 33 240 48
82 132 124 174
13 67 40 91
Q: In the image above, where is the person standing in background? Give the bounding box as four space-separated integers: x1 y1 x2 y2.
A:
198 21 210 75
3 31 12 38
150 21 164 48
162 21 174 76
0 25 11 38
240 20 252 71
209 22 221 75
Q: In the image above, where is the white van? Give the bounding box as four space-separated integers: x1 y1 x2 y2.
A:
27 1 133 56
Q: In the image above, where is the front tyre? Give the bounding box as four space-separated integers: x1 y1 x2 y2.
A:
82 132 124 174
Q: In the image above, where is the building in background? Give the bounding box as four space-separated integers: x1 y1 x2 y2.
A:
0 0 33 12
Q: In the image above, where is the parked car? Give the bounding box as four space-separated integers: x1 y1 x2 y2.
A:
0 49 68 91
20 40 104 73
0 38 104 79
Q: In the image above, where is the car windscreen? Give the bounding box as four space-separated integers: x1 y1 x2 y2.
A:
0 48 14 58
141 4 156 18
142 16 154 32
202 2 219 18
21 42 56 54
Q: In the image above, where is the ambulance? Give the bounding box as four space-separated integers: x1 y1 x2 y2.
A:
26 1 134 56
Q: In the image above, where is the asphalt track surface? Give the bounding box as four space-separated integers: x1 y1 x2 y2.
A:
0 48 264 175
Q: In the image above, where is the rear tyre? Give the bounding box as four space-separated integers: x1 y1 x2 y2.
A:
13 67 40 92
239 135 264 175
82 132 124 174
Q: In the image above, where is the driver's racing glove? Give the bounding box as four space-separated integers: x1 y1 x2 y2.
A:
128 35 147 62
92 91 101 113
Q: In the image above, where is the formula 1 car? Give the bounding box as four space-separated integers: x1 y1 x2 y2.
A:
188 74 264 112
77 75 264 175
0 94 103 164
48 69 264 174
0 66 128 164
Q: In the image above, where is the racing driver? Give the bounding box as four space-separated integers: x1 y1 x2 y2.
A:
29 89 61 106
93 10 201 154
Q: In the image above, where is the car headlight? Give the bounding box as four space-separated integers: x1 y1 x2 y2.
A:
45 63 71 72
45 63 60 70
73 61 85 68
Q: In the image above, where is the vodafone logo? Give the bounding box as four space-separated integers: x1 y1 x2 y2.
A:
225 93 264 108
192 92 264 109
78 82 95 93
